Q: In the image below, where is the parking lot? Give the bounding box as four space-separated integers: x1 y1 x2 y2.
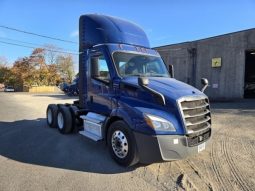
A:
0 92 254 191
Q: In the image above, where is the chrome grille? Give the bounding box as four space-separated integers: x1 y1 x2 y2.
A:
178 96 211 134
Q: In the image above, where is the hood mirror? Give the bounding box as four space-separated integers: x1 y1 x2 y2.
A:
201 78 209 92
138 77 149 86
169 64 174 78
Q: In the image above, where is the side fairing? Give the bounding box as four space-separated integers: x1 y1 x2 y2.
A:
79 50 89 108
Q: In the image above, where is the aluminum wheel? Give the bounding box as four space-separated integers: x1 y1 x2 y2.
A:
111 130 129 158
57 112 64 129
47 109 53 124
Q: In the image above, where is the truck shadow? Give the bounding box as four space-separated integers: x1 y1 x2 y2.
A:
0 118 136 174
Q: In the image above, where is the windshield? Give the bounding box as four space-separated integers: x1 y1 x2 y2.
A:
113 52 170 77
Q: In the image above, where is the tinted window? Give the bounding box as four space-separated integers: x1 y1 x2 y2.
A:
113 52 170 77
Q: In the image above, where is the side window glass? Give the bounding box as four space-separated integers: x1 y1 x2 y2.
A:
91 54 110 82
118 61 126 76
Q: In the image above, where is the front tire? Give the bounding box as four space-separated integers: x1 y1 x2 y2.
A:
107 120 139 167
57 106 73 134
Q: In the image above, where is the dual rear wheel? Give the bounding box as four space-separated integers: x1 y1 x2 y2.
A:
46 104 73 134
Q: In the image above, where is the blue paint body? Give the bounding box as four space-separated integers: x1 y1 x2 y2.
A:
78 14 206 137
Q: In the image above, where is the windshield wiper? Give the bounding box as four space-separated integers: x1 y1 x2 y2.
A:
147 74 166 77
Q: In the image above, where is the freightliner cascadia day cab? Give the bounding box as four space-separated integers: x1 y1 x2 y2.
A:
46 14 212 166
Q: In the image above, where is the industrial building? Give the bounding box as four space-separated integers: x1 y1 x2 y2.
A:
155 28 255 100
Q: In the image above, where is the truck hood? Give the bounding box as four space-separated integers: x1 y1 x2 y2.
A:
121 77 205 101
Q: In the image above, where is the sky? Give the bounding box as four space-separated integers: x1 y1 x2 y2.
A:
0 0 255 69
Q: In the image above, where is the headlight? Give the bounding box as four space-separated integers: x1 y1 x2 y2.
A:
144 114 176 132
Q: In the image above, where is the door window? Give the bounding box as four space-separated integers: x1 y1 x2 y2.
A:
91 54 110 83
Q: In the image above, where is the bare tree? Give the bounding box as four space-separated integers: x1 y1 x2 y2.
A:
56 54 75 83
0 56 8 67
43 44 60 65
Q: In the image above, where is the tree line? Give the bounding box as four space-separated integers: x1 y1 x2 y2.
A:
0 46 76 89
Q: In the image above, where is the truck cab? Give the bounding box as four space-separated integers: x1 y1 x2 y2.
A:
46 14 211 166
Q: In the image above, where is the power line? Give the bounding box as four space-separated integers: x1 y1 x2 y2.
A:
0 40 81 55
0 25 78 44
0 36 42 47
0 36 77 52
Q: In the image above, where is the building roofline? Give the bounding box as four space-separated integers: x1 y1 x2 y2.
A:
154 28 255 49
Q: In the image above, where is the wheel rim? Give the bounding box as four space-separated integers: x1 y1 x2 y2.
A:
47 109 53 124
57 112 64 129
111 130 128 159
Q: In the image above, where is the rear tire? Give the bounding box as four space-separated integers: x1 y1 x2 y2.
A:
57 106 73 134
46 104 58 128
107 120 139 167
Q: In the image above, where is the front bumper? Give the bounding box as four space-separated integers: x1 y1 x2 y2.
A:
134 129 211 164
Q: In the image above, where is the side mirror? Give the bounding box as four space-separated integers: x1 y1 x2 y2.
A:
138 77 149 86
169 64 174 78
201 78 209 92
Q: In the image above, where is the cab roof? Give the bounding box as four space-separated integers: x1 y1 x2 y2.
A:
79 14 150 49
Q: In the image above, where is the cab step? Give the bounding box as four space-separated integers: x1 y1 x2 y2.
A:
79 112 106 141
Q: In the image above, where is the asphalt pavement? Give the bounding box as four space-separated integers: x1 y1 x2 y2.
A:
0 92 254 191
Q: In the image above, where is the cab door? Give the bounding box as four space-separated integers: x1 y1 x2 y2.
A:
87 49 113 115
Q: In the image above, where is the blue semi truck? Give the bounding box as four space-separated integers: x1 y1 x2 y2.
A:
46 14 211 166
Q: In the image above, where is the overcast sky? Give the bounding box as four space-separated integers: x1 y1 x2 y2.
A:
0 0 254 66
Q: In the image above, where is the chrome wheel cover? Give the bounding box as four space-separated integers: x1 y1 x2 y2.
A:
47 109 53 124
57 112 64 129
111 130 128 158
